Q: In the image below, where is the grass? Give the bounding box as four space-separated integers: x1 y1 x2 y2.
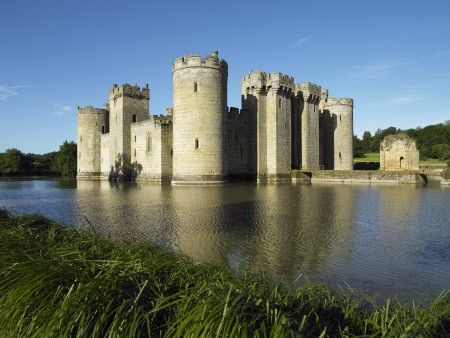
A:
0 209 449 337
353 152 380 163
354 153 448 165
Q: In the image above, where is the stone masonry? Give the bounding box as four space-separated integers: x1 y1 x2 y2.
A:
77 51 355 183
380 133 419 171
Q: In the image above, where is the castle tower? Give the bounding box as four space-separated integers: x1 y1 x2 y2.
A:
323 98 354 170
242 72 294 180
172 51 228 183
108 83 149 179
77 106 109 178
297 82 321 170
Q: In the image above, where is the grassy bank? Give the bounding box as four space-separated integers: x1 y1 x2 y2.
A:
0 210 448 337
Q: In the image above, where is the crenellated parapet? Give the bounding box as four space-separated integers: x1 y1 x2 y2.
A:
324 97 354 107
295 82 321 102
242 71 294 94
109 83 150 101
77 106 109 115
172 51 228 74
228 107 249 121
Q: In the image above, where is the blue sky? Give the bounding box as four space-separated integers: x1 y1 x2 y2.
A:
1 0 449 153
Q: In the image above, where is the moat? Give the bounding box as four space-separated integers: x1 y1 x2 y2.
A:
1 179 449 298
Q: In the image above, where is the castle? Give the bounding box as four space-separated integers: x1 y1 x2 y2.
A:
77 51 354 183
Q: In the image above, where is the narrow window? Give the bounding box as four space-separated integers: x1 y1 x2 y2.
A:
134 135 136 143
147 134 152 152
101 126 105 134
132 114 137 123
194 82 198 92
235 132 238 141
170 149 173 156
80 136 82 142
240 147 243 158
339 152 342 159
340 115 342 122
195 138 199 149
278 99 281 108
134 148 136 157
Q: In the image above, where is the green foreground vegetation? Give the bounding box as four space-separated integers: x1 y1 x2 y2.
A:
0 210 448 337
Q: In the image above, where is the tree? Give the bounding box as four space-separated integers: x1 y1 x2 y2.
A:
0 148 25 173
431 144 450 161
53 141 77 176
353 135 365 158
361 131 372 154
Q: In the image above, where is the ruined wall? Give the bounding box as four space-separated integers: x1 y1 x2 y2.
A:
322 97 353 170
297 82 321 170
130 115 173 181
77 106 109 177
380 133 419 171
172 51 228 183
108 83 150 179
227 107 249 177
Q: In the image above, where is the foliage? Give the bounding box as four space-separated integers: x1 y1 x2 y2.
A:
431 143 450 161
353 135 365 158
354 121 450 161
0 211 448 337
53 141 77 176
0 142 75 176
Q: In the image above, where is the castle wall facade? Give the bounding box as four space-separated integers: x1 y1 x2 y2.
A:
380 133 419 171
77 51 355 183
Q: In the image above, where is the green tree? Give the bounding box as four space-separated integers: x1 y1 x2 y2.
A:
353 135 365 158
54 141 77 176
361 131 372 154
431 143 450 161
370 127 398 152
0 148 25 173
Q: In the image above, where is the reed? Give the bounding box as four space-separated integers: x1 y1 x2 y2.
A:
0 209 448 337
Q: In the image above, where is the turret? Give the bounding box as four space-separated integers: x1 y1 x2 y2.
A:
172 51 228 183
108 83 150 179
77 106 109 178
322 97 354 170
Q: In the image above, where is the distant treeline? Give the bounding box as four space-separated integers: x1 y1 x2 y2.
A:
0 141 77 177
354 121 450 160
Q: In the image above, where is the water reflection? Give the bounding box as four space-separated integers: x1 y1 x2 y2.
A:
1 179 449 297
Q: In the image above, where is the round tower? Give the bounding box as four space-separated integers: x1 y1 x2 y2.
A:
77 106 109 178
323 98 353 170
172 51 228 183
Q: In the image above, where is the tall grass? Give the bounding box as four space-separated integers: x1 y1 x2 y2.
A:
0 208 448 337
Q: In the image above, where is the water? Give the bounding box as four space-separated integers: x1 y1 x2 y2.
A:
1 178 449 298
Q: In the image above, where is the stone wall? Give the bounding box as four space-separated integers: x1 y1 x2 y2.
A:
130 115 173 181
172 51 228 183
227 107 248 177
77 106 109 177
100 134 110 177
293 170 421 184
380 133 419 171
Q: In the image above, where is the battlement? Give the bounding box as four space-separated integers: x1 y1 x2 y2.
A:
324 97 354 107
77 106 109 115
109 83 150 101
172 51 228 74
228 107 248 120
321 88 329 100
150 114 173 126
242 71 294 92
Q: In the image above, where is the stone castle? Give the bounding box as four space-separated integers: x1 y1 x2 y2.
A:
77 51 354 183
